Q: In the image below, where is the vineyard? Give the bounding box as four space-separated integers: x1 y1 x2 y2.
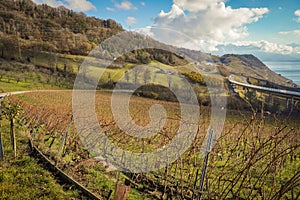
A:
9 90 300 199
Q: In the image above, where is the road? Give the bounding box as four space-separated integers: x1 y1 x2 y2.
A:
0 90 74 99
228 75 300 99
0 89 135 99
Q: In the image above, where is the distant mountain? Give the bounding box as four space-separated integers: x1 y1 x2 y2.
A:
221 54 266 69
218 54 291 86
215 44 300 62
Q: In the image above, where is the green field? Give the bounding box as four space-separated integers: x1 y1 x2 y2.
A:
0 50 210 93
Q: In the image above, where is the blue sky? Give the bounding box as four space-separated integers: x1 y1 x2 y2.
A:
85 0 172 29
33 0 300 59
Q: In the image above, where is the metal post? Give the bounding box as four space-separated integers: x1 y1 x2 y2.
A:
198 129 214 199
291 97 294 112
268 93 273 106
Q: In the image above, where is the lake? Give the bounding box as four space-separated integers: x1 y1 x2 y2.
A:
264 61 300 85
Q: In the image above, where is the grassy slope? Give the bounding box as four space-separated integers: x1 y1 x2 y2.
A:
0 50 77 92
1 50 210 92
0 77 61 92
0 120 81 199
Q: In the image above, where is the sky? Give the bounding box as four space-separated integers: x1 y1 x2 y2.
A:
32 0 300 60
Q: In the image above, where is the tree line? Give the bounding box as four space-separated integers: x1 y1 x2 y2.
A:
0 0 124 56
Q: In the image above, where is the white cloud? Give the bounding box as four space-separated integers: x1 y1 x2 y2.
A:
173 0 224 11
279 30 300 35
32 0 96 11
126 16 137 27
158 4 185 19
295 9 300 22
144 0 269 52
106 7 115 12
141 2 146 7
64 0 96 11
135 26 154 37
115 1 137 10
230 40 296 55
32 0 63 7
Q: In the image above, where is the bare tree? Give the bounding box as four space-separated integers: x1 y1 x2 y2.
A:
167 76 172 88
143 68 151 84
124 71 130 83
133 68 140 85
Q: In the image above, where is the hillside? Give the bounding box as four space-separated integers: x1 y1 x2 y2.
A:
221 54 267 69
0 0 188 67
0 0 123 56
0 0 293 90
219 54 292 86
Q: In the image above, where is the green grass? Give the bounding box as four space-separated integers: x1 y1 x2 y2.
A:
84 165 150 200
0 51 76 92
234 76 243 82
0 120 81 200
0 156 80 200
1 50 216 98
0 78 61 93
85 60 190 89
5 50 83 73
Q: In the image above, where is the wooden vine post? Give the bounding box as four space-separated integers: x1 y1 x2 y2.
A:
2 97 21 158
0 96 4 161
